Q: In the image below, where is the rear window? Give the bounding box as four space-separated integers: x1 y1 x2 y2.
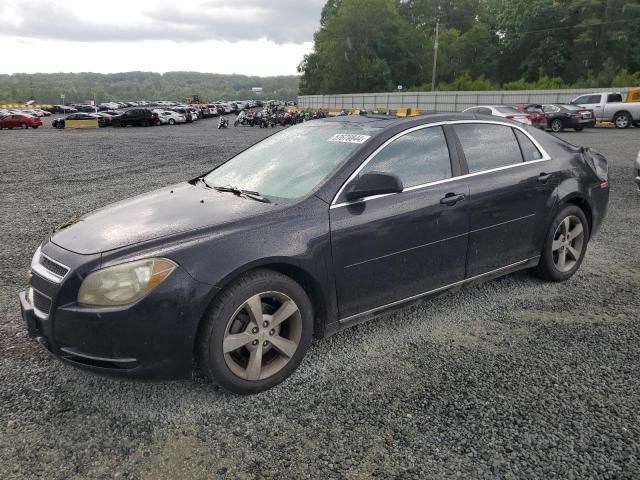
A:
495 107 522 114
514 130 543 162
454 124 523 173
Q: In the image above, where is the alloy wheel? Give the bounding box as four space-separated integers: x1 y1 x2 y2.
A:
552 215 585 272
223 291 302 381
551 119 562 132
615 114 630 129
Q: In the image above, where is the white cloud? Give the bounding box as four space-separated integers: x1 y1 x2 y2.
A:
0 0 322 75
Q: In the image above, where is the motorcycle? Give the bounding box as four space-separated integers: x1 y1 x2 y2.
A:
234 110 251 127
218 116 229 129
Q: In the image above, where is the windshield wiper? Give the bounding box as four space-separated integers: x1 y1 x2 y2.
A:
199 177 213 188
213 185 271 203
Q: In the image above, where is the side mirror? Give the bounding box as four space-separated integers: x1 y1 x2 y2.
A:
344 171 403 202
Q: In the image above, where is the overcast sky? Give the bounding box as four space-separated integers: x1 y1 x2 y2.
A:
0 0 324 76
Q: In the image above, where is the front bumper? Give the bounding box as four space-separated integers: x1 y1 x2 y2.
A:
20 252 216 380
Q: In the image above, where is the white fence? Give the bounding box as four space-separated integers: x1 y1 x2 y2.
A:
298 87 633 112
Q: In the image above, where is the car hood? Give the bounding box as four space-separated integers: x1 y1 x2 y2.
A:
51 182 275 255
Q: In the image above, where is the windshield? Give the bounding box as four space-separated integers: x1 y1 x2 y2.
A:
204 124 376 199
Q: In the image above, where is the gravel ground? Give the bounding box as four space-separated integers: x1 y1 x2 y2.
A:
1 118 639 479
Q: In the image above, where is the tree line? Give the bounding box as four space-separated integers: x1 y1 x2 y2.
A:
298 0 640 94
0 72 299 105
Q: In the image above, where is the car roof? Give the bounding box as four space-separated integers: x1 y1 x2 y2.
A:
314 112 478 129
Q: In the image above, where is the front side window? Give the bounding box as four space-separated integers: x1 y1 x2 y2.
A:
204 124 376 199
454 124 523 173
360 126 452 188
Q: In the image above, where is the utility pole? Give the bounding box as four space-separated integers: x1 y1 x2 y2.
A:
431 22 439 92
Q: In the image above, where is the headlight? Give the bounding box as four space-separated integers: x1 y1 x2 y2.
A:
78 258 177 306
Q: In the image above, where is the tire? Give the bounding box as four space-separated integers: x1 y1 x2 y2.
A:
32 126 38 129
574 126 583 131
197 269 313 395
613 112 631 129
535 205 589 282
21 123 27 129
550 119 563 133
142 120 150 127
234 120 240 127
168 119 175 125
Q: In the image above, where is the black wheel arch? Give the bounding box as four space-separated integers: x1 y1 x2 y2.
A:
199 260 332 342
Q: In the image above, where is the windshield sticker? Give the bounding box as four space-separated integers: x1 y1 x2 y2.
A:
328 134 371 144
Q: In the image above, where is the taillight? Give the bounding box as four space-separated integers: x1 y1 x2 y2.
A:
505 115 514 120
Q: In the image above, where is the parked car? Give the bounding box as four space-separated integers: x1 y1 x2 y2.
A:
52 113 107 129
171 107 194 123
0 114 42 129
462 105 532 125
111 109 159 127
156 110 187 125
511 104 548 129
46 105 77 114
542 104 595 132
19 114 609 394
635 149 640 192
571 91 640 128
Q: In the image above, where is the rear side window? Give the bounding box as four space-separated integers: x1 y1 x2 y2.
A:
514 129 543 161
454 124 523 173
607 93 622 103
361 126 452 188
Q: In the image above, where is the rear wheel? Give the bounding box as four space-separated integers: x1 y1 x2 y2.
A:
574 126 583 131
142 120 150 127
535 205 589 282
613 112 631 129
550 119 563 133
168 119 175 125
197 269 313 395
21 123 27 129
31 126 38 129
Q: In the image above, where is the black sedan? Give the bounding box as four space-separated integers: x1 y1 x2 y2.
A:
19 114 609 394
542 104 596 132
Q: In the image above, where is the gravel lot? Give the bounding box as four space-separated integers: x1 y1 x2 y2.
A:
1 118 639 479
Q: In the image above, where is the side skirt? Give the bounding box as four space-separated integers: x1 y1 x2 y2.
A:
326 257 540 334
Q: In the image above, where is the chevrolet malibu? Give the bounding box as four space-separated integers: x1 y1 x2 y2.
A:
19 114 610 394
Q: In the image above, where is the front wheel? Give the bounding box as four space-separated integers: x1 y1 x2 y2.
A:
535 205 589 282
574 126 583 131
168 119 175 125
550 119 563 133
197 269 313 395
21 123 27 129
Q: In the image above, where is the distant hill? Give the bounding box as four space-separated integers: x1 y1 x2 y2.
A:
0 72 299 104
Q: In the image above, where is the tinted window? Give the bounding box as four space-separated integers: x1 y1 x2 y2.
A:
454 124 523 173
607 93 622 103
361 126 451 188
477 107 492 115
514 129 543 161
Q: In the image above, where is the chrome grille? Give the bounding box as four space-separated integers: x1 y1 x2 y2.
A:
40 255 70 278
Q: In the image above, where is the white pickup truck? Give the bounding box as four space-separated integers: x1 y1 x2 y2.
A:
570 92 640 128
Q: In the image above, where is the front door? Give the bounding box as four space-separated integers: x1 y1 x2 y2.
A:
329 125 469 320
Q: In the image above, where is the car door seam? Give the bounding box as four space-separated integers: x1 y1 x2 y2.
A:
343 231 469 269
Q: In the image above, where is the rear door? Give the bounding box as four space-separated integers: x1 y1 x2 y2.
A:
451 122 554 277
329 125 469 320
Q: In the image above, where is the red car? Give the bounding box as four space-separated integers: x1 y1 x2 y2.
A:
511 104 548 130
0 114 43 129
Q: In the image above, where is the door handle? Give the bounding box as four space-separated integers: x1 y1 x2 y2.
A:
440 193 465 206
538 172 552 183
